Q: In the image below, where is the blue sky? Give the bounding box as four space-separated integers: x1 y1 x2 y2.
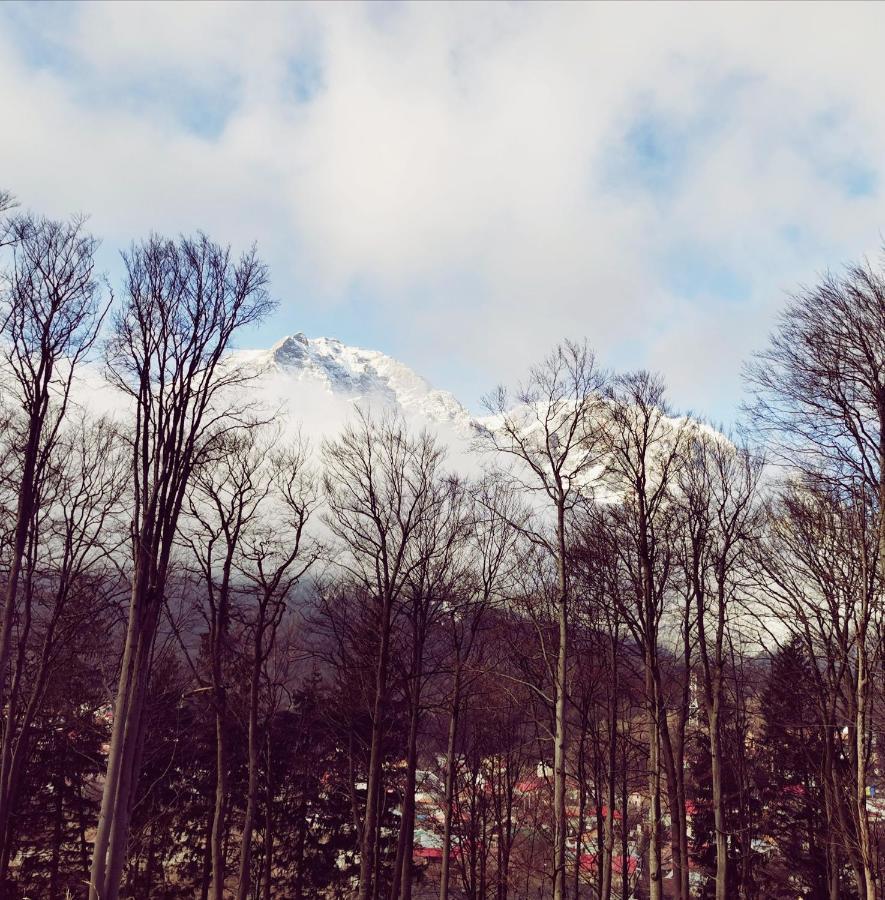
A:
2 1 884 423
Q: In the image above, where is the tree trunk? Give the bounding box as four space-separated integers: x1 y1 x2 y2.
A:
439 664 461 900
645 664 662 900
660 721 685 900
621 729 630 900
359 591 394 900
200 803 214 900
697 573 727 900
211 686 228 900
600 715 617 900
573 729 586 900
826 839 840 900
236 615 264 900
553 500 568 900
0 430 40 867
210 564 235 900
372 772 385 900
396 656 422 900
263 729 274 900
293 786 308 900
0 587 61 886
0 425 39 721
855 619 874 900
89 568 160 900
49 747 63 900
708 696 727 900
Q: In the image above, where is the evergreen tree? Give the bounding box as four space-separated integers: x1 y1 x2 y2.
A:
757 638 837 900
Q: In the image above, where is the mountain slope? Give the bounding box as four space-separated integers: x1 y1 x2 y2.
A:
229 332 478 438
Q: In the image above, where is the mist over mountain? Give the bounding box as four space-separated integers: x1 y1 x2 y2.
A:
232 332 479 438
70 330 481 444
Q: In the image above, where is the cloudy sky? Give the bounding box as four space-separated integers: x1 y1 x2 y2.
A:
1 1 883 423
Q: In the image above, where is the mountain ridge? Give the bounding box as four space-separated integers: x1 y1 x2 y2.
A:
230 332 478 436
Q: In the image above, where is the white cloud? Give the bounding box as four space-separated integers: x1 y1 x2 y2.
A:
2 1 885 421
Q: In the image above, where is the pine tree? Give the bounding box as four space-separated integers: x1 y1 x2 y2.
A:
757 638 836 900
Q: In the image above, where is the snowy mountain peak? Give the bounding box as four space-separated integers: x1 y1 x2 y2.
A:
236 334 476 434
271 332 310 361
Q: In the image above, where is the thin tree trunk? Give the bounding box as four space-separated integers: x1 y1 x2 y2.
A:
211 687 228 900
826 836 840 900
600 692 617 900
397 655 422 900
89 552 149 899
236 613 264 900
439 663 461 900
359 591 394 900
573 728 586 900
210 562 235 900
696 572 728 900
708 695 727 900
49 747 64 900
0 434 40 867
263 729 274 900
372 771 385 900
200 802 214 900
854 600 874 899
621 728 630 900
659 703 690 900
0 580 62 885
0 426 39 719
645 664 662 900
293 785 308 900
553 500 568 900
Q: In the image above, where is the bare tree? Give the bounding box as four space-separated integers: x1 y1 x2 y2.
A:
391 475 469 900
678 430 763 900
89 232 273 900
478 339 607 900
746 254 885 502
439 479 517 900
758 476 879 899
0 416 126 883
235 439 319 900
603 371 690 900
0 192 18 246
322 411 447 900
0 213 108 862
745 252 885 619
572 513 632 900
182 427 274 900
745 248 885 900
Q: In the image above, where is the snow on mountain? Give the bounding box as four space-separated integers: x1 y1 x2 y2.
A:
60 331 487 476
229 333 479 442
65 332 724 500
69 335 719 488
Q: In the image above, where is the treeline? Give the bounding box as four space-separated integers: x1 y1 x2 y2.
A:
0 191 884 900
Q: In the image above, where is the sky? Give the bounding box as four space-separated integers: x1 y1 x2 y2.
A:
1 1 884 424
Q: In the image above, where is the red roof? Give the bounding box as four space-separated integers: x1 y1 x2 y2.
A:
414 847 460 862
598 805 623 821
516 776 545 793
579 854 638 876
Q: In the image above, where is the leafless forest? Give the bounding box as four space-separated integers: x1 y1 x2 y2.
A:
3 190 885 900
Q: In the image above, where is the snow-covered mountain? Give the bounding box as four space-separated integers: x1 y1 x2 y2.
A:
229 333 479 440
69 332 714 498
71 331 481 456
